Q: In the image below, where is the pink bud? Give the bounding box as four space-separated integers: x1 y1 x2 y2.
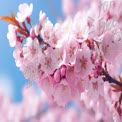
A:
54 69 61 83
104 11 112 21
30 28 36 39
60 66 66 77
94 70 98 78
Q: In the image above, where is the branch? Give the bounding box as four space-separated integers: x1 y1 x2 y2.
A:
37 35 50 47
102 69 122 87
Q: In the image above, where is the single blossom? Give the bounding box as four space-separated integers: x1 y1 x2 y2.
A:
16 3 33 22
86 76 104 102
41 19 53 40
73 12 89 41
48 23 62 47
38 74 54 97
7 24 17 47
40 47 63 74
66 65 78 86
74 46 93 78
53 79 72 106
64 34 78 65
21 61 39 82
101 31 121 62
22 37 40 61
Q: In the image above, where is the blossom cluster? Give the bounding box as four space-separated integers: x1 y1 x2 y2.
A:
0 0 122 121
0 87 46 121
0 85 121 122
0 86 101 122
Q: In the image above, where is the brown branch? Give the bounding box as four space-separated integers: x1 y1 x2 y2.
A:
102 69 122 87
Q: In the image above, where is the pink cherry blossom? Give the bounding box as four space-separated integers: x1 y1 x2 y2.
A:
30 25 41 37
64 34 78 64
7 24 17 47
48 23 62 47
101 31 121 62
60 65 66 77
39 11 46 26
22 37 40 60
40 47 62 74
38 74 54 97
66 65 78 86
54 69 61 83
13 43 23 67
41 19 53 40
74 46 93 78
16 3 33 22
1 0 122 121
53 79 72 106
21 61 39 82
73 12 89 41
86 76 104 102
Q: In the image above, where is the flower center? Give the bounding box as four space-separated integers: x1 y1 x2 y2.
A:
92 81 98 91
44 57 52 67
69 46 75 57
80 56 87 69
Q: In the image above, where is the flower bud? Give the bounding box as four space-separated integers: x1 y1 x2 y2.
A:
54 69 61 83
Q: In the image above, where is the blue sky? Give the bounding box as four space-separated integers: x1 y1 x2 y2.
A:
0 0 62 102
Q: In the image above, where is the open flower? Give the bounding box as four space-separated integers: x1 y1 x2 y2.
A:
38 74 54 97
40 48 63 74
22 37 40 60
86 76 104 102
21 61 39 82
41 19 53 40
16 3 33 22
101 31 121 62
53 79 72 106
64 34 78 64
74 46 93 78
7 24 17 47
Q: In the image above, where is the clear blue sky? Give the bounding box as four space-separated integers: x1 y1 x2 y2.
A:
0 0 63 102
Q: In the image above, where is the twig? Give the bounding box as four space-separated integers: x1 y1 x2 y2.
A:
102 69 122 87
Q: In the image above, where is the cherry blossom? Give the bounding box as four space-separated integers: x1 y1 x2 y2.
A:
41 19 53 40
22 37 40 60
101 31 120 62
64 34 78 64
21 61 39 82
53 79 72 106
39 11 46 26
74 46 93 78
1 0 122 121
40 47 63 74
7 24 17 47
38 74 54 97
16 3 33 22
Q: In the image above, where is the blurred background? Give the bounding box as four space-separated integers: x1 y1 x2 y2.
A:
0 0 63 103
